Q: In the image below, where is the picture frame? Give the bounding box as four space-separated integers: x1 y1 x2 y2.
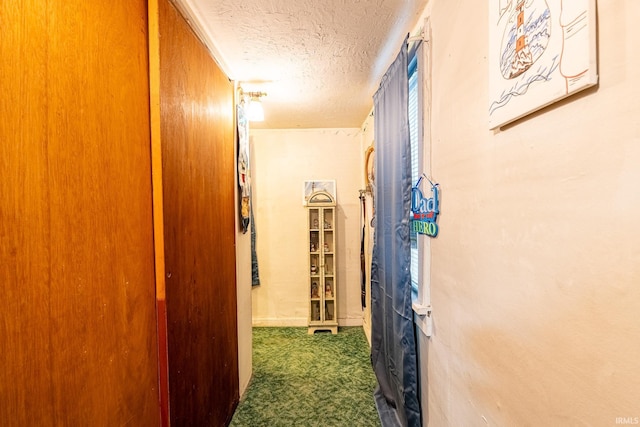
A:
488 0 598 129
303 180 336 205
364 145 375 191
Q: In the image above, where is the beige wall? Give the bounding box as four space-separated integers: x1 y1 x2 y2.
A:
418 0 640 425
251 128 364 327
360 113 375 344
235 118 252 395
235 229 252 396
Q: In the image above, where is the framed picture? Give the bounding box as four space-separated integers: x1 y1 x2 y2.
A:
364 145 375 191
488 0 597 129
303 180 336 205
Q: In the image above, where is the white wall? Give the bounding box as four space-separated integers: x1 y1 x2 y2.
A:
234 100 252 396
251 128 364 327
235 223 252 396
417 0 640 425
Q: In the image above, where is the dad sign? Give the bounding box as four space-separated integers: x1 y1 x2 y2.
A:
411 176 439 237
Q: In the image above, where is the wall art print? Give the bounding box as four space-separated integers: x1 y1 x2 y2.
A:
488 0 597 129
303 180 336 205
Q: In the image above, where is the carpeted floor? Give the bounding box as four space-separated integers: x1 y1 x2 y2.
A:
230 327 381 427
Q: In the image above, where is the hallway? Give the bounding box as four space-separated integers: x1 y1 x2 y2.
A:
3 1 640 425
230 328 380 426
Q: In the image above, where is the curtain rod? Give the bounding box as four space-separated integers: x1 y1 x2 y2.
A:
407 29 426 44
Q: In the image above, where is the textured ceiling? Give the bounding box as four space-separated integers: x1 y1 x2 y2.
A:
174 0 428 129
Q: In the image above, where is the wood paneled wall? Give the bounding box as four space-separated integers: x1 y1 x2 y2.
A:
158 0 240 425
0 0 160 426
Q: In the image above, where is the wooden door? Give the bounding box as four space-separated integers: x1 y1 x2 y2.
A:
0 0 160 425
158 0 240 425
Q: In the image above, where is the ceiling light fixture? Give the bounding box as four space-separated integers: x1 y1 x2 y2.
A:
240 89 267 122
247 92 266 122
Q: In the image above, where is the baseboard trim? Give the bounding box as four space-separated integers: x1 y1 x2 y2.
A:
252 318 308 327
252 317 364 327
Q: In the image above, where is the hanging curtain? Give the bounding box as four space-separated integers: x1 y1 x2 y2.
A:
250 199 260 286
360 191 367 309
370 36 421 427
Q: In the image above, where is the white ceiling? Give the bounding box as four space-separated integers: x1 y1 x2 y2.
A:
173 0 428 129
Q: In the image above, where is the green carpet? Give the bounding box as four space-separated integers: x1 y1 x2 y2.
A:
230 327 381 427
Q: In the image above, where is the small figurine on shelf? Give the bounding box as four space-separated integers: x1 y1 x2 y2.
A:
324 220 331 229
324 242 330 252
311 263 317 274
313 218 319 229
325 282 332 298
311 282 319 298
310 242 317 252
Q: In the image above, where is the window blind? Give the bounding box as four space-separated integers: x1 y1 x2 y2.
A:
408 54 419 292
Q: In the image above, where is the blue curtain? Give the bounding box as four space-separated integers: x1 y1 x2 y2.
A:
250 199 260 286
371 38 421 427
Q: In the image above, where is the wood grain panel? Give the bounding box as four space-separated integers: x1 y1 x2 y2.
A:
1 0 160 425
46 1 159 424
159 0 240 425
0 2 54 425
148 0 171 425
